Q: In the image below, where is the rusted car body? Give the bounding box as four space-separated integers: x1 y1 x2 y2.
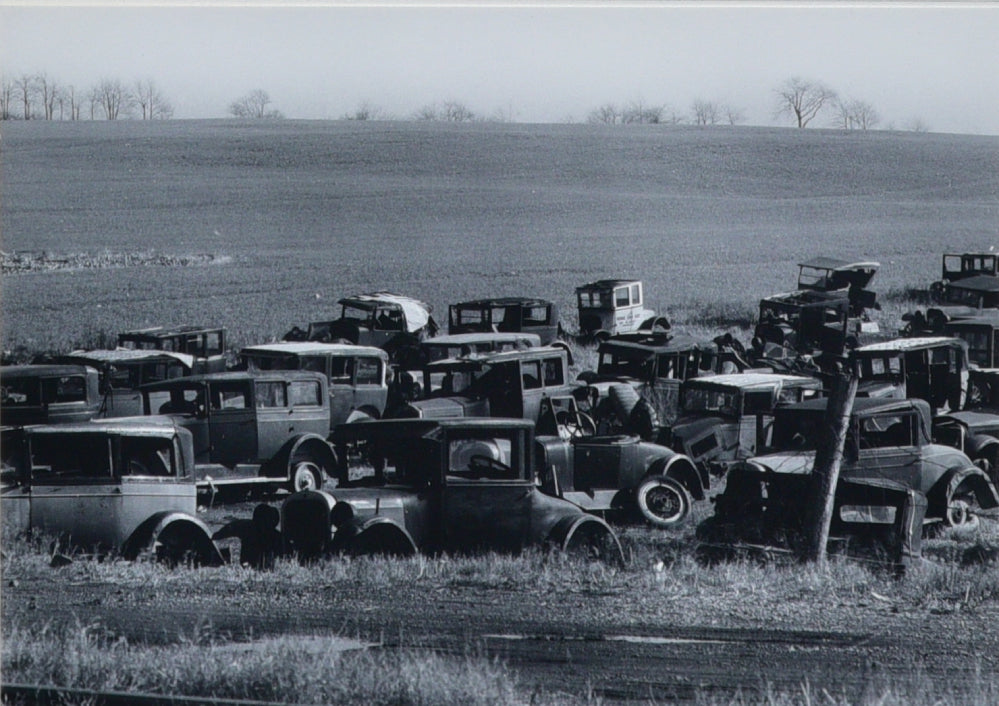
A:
906 275 999 334
664 373 825 476
754 289 854 357
448 297 560 345
394 345 577 424
536 433 704 527
796 257 880 316
578 332 737 434
285 419 624 563
1 364 102 427
57 349 195 418
139 371 336 493
930 252 999 301
285 292 438 361
240 342 389 427
575 279 662 342
710 398 999 535
853 337 969 414
117 326 227 374
1 420 223 565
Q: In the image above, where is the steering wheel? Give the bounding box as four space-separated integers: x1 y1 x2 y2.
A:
555 409 597 439
468 454 512 478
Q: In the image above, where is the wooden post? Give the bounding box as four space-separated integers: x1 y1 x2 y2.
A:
804 356 859 565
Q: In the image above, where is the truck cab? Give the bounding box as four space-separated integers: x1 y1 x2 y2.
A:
575 279 660 342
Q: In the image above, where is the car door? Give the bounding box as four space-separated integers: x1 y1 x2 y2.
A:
325 355 355 425
850 411 922 491
207 380 257 467
441 429 532 553
353 355 388 419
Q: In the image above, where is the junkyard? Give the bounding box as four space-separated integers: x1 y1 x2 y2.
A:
3 82 999 704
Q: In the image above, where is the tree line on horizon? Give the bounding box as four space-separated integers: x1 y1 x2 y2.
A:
1 72 930 133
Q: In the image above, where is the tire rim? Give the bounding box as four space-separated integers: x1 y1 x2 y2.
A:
292 461 321 492
645 483 684 523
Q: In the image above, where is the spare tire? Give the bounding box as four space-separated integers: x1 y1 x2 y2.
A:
628 398 659 441
608 383 640 422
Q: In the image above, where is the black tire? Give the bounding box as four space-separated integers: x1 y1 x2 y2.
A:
628 398 659 441
635 475 692 528
945 480 982 530
289 455 324 493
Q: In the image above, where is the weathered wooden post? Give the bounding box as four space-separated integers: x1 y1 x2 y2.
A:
804 354 859 565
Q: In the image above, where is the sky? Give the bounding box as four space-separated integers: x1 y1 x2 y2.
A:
2 2 998 134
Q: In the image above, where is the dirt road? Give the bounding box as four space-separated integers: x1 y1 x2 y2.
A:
4 553 997 702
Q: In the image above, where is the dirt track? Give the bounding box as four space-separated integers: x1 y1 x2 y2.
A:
4 540 997 703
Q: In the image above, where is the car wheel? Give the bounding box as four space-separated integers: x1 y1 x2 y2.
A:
635 476 692 528
289 459 323 493
945 482 981 530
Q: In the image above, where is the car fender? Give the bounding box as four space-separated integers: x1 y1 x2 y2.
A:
280 489 338 561
121 511 225 566
930 466 999 517
341 515 419 557
546 513 625 566
345 405 382 423
266 434 338 480
648 453 705 500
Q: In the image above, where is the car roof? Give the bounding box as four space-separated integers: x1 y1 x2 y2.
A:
1 364 96 379
426 344 567 368
798 257 880 273
450 297 553 308
118 325 223 338
599 333 707 353
780 396 930 417
23 418 181 438
685 372 821 389
337 292 433 330
425 332 542 346
61 348 197 367
576 279 641 291
140 370 327 388
945 314 999 328
761 289 849 305
241 342 388 359
332 417 535 441
855 336 966 353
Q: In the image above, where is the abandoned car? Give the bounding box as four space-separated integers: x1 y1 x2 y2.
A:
905 275 999 335
285 418 625 563
944 314 999 369
577 331 740 436
536 432 705 527
56 348 196 418
930 251 999 301
240 342 390 427
116 325 227 374
284 292 439 361
393 345 578 425
664 372 825 477
575 279 663 342
795 257 880 317
139 371 337 493
1 420 224 565
0 364 102 427
933 410 999 485
853 337 969 414
708 398 999 539
447 297 560 345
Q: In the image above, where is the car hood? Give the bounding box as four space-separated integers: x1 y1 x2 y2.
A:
669 414 730 442
744 452 815 475
404 396 489 419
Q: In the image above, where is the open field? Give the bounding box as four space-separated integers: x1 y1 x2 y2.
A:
2 120 997 354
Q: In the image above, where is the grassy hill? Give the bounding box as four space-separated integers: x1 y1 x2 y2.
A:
2 120 997 353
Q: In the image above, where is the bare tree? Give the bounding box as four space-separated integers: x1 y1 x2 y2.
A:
723 104 746 125
87 85 100 120
0 76 14 120
587 103 620 124
414 100 475 122
134 79 173 119
63 84 81 120
95 78 131 119
691 100 720 126
774 77 837 128
36 72 59 120
834 98 880 130
342 101 385 121
229 89 283 118
622 101 664 124
905 117 930 133
14 73 34 120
